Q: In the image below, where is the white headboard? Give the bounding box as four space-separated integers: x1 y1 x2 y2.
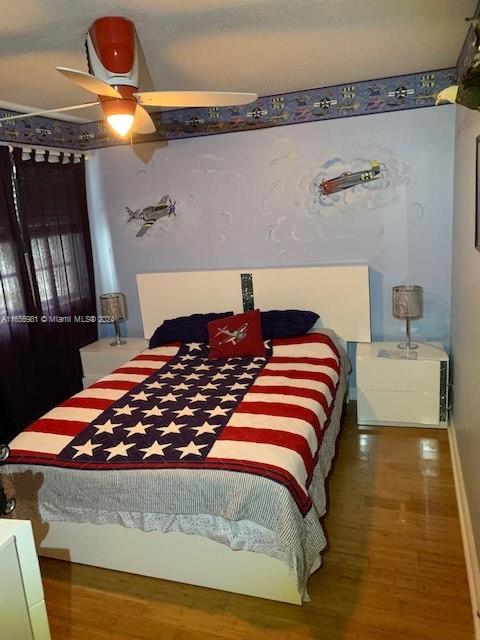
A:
136 265 371 344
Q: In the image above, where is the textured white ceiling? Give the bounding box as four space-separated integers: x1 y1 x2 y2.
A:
0 0 475 122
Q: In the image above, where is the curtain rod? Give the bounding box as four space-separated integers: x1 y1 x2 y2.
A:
0 141 91 161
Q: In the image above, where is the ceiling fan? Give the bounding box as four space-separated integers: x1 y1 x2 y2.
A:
0 16 258 138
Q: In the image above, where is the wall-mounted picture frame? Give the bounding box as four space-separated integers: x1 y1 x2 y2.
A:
476 135 480 250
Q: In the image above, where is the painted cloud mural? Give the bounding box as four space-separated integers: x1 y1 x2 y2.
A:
263 140 411 245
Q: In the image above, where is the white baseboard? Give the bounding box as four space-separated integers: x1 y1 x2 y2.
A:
448 420 480 639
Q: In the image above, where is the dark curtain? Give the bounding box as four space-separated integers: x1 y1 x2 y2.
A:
0 147 39 441
0 148 97 442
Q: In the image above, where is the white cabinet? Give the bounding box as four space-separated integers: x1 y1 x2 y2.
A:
80 337 148 388
0 519 51 639
356 342 449 428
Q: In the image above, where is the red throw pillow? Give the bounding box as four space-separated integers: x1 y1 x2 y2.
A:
208 309 266 359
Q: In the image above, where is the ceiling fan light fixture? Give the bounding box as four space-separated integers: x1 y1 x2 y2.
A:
101 92 136 137
107 113 135 136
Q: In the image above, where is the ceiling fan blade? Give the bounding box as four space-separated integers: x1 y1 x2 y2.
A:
133 105 156 134
57 67 122 98
134 91 257 108
0 102 100 122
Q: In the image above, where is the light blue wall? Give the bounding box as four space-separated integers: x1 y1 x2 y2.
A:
86 106 455 356
450 105 480 564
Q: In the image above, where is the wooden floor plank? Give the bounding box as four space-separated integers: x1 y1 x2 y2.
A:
39 403 474 639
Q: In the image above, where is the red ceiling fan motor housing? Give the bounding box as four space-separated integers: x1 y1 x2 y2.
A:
86 16 139 118
89 17 135 75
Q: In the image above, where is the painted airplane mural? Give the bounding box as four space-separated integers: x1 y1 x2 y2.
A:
319 160 382 196
126 195 176 237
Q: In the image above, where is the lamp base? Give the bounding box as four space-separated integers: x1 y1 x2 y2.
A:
110 319 126 347
396 317 418 351
110 339 127 347
397 342 418 350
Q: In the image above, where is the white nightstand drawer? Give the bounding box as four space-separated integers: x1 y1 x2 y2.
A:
357 389 440 426
357 358 439 394
80 338 148 379
81 350 137 376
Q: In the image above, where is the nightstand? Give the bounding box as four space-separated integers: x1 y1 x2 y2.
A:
356 342 449 428
0 519 51 639
80 337 148 388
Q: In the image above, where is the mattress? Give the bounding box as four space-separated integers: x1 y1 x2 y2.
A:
2 330 349 593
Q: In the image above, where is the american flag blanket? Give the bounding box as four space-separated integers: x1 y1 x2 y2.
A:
3 331 348 590
7 332 340 515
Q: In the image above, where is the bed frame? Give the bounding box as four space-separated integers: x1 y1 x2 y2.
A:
34 265 371 604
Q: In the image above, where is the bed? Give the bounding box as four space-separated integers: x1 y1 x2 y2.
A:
1 265 370 604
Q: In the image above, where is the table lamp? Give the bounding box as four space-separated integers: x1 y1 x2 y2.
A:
392 285 423 350
100 293 128 346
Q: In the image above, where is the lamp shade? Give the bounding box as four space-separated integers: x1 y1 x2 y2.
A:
392 285 423 320
100 293 128 322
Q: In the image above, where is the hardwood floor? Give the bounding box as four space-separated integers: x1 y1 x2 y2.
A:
39 403 474 639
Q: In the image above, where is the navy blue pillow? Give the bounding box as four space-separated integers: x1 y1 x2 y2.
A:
149 312 234 348
260 310 319 340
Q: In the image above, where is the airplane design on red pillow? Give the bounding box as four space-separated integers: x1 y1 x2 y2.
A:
215 323 249 346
